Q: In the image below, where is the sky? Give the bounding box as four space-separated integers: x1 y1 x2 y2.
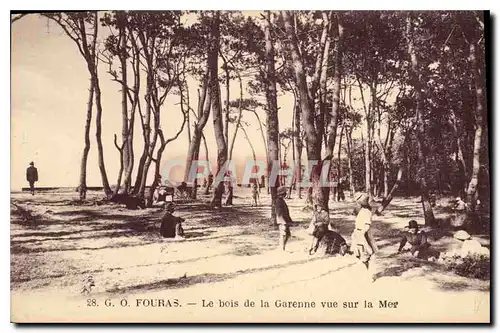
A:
10 13 298 190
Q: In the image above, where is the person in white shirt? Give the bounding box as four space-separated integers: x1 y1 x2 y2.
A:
350 193 378 271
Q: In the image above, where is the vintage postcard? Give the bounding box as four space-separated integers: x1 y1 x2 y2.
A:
10 10 490 323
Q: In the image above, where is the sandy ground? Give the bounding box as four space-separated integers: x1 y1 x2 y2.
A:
10 187 490 323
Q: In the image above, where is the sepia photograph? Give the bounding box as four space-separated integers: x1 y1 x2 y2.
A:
10 10 491 323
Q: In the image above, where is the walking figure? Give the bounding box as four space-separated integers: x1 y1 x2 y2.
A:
251 182 260 206
26 161 38 196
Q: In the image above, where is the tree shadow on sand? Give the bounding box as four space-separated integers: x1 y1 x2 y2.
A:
102 255 337 295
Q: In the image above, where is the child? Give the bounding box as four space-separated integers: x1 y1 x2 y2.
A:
350 193 378 277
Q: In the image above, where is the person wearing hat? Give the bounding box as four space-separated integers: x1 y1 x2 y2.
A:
26 161 38 196
397 220 431 258
350 193 378 273
275 186 293 251
453 230 489 258
160 203 185 239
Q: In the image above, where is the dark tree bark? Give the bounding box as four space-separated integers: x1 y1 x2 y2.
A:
405 14 436 226
293 91 303 199
345 125 355 197
326 12 343 158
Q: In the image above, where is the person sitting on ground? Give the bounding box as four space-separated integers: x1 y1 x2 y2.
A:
453 197 467 211
276 186 293 251
154 186 168 204
452 230 489 258
160 203 185 239
308 204 330 255
397 220 432 259
251 182 260 206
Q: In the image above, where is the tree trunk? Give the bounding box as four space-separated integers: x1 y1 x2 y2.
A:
337 124 344 186
251 109 269 194
465 41 484 212
118 20 130 194
263 11 280 224
293 95 303 199
223 56 230 150
78 80 94 200
202 132 211 195
357 79 371 198
185 50 213 198
92 71 112 197
345 126 354 197
208 13 226 209
228 73 244 160
405 14 435 226
283 11 328 211
449 110 467 198
113 135 126 195
376 167 404 214
326 12 343 158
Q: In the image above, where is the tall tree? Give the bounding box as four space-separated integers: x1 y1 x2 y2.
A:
405 13 436 226
262 11 280 224
44 12 112 197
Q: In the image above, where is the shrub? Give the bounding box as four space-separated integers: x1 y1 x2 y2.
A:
442 253 490 280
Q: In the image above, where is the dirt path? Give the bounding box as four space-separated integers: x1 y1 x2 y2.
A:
10 188 490 323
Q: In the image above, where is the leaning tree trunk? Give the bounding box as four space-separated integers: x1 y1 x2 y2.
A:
406 14 435 226
263 11 280 224
207 13 226 209
113 134 127 195
185 53 213 199
251 109 269 194
465 41 484 212
283 10 329 212
202 133 211 195
78 80 94 200
92 71 112 197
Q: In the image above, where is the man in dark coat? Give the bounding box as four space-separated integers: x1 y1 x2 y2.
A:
160 203 185 239
26 161 38 195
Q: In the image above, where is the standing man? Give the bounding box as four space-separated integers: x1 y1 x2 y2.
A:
26 161 38 196
276 187 293 251
350 193 378 280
